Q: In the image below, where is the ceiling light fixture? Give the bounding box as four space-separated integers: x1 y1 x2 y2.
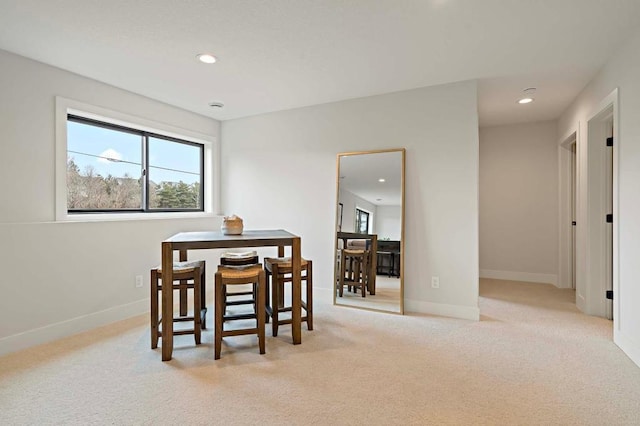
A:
209 101 224 108
518 87 536 104
378 178 386 182
197 53 217 64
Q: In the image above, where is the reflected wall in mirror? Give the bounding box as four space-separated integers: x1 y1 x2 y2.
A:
334 148 405 314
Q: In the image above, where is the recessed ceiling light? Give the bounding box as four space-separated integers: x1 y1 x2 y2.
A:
197 53 217 64
378 178 386 182
518 87 536 104
209 101 224 108
376 198 383 201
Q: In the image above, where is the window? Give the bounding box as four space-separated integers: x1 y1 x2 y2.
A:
66 115 204 213
355 208 370 234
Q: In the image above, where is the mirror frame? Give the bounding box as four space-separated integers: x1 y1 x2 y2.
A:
333 148 405 314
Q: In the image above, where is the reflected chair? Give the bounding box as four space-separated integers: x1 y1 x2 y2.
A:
338 249 368 297
150 260 205 349
214 259 266 359
264 257 313 337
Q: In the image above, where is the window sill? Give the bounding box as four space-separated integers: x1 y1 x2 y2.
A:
60 211 219 223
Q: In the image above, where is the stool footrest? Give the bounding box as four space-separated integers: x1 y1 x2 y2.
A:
267 301 309 313
173 316 195 322
273 316 310 326
221 328 260 337
226 290 254 295
223 313 258 321
225 299 256 306
157 329 199 337
157 315 199 324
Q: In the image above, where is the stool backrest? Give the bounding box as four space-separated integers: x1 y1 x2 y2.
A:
220 255 259 267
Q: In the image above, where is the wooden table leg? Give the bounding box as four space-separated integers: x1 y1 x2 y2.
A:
179 249 188 316
291 237 301 345
369 235 378 295
161 242 174 361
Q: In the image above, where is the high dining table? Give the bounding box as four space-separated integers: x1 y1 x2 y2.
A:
161 229 302 361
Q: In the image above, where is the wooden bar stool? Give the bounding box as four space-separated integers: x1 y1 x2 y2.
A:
150 260 205 349
338 249 368 297
264 257 313 337
214 264 266 359
219 254 260 312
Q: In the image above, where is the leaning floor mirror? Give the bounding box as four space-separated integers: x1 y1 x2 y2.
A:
334 148 405 314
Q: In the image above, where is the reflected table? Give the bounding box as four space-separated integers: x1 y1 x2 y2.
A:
161 229 303 361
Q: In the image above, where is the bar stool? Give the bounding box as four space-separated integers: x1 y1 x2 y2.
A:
338 249 368 297
214 264 266 359
150 260 205 349
219 254 260 311
264 257 313 337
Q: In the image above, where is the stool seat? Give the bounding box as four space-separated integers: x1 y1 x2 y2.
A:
343 249 365 256
217 264 263 280
155 260 204 274
265 257 309 271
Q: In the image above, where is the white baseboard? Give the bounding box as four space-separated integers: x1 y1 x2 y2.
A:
614 329 640 369
404 299 480 321
0 298 149 357
480 269 558 286
315 286 479 321
313 286 334 300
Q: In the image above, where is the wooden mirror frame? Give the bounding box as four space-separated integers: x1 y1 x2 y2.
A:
333 148 405 314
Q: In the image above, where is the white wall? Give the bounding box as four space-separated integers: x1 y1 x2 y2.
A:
221 81 480 320
338 187 377 233
557 30 640 367
376 205 402 241
0 50 221 355
479 121 559 284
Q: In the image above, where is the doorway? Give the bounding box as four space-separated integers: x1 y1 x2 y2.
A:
562 89 618 320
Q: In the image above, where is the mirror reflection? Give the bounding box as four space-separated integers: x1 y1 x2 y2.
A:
334 149 405 314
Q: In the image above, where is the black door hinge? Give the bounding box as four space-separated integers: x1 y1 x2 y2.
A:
572 221 576 226
606 137 614 147
606 290 613 300
606 214 613 223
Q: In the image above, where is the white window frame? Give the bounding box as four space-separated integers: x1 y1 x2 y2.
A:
55 97 219 222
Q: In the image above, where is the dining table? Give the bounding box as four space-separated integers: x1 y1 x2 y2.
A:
161 229 303 361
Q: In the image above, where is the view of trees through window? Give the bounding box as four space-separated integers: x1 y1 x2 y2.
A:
66 116 203 212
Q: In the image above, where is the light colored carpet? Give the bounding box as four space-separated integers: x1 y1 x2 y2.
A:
2 278 640 425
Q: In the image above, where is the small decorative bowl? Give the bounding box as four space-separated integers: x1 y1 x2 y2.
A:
221 217 243 235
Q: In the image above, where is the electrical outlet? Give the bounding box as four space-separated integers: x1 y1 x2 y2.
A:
135 275 143 288
431 276 440 288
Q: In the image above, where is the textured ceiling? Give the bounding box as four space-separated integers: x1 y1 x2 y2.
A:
1 0 639 125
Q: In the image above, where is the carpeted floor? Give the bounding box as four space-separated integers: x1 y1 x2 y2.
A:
1 278 639 425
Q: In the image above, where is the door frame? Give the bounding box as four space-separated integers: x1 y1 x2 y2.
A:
558 88 618 320
558 131 577 290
